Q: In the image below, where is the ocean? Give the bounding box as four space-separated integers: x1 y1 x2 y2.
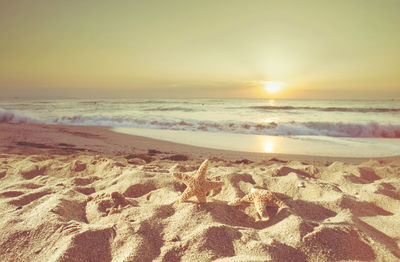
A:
1 98 400 157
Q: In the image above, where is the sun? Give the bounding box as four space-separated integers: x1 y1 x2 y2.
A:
262 81 285 94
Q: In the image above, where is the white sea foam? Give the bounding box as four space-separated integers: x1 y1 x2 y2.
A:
0 108 41 124
250 105 400 113
51 115 400 138
1 99 399 138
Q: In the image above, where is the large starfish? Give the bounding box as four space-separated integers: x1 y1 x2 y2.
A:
173 159 224 203
228 188 289 220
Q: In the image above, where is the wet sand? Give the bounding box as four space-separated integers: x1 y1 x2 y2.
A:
115 127 400 158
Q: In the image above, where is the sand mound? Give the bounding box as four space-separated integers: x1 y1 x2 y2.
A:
1 153 400 261
300 224 375 261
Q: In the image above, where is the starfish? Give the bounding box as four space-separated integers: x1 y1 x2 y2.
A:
228 188 289 220
173 159 224 203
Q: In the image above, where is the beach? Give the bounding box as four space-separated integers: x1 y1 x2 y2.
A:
2 0 400 261
1 123 400 261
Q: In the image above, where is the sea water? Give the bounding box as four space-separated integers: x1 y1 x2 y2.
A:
1 98 400 157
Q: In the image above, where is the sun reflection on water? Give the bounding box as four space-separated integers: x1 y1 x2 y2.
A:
263 118 274 123
263 137 275 153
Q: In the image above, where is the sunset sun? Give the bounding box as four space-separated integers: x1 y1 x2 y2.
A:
262 81 285 94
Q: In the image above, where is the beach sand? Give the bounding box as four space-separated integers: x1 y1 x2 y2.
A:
0 123 399 261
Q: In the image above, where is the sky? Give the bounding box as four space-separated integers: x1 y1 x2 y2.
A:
0 0 399 99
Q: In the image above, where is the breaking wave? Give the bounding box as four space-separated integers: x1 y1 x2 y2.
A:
250 106 400 113
0 109 42 124
2 105 399 138
52 115 400 138
143 107 197 112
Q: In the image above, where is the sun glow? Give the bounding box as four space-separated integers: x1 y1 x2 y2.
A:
263 137 275 153
262 81 285 94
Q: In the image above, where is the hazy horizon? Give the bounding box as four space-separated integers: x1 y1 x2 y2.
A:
1 0 400 99
1 87 400 101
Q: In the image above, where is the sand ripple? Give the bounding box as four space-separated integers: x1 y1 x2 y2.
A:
0 153 400 261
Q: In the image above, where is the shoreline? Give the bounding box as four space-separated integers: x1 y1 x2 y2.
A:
1 123 399 163
114 127 400 158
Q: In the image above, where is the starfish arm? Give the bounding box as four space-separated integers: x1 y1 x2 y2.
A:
181 174 195 185
241 192 256 203
194 159 209 180
179 188 195 203
228 198 242 206
173 173 194 185
196 193 207 203
274 198 288 208
254 199 268 218
173 172 185 181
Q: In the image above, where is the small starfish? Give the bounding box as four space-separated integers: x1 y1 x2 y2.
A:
228 188 289 220
173 159 224 203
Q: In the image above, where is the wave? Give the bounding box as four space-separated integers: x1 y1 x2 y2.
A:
2 107 398 138
0 109 42 124
52 115 400 138
143 107 197 112
250 106 400 113
108 100 168 105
